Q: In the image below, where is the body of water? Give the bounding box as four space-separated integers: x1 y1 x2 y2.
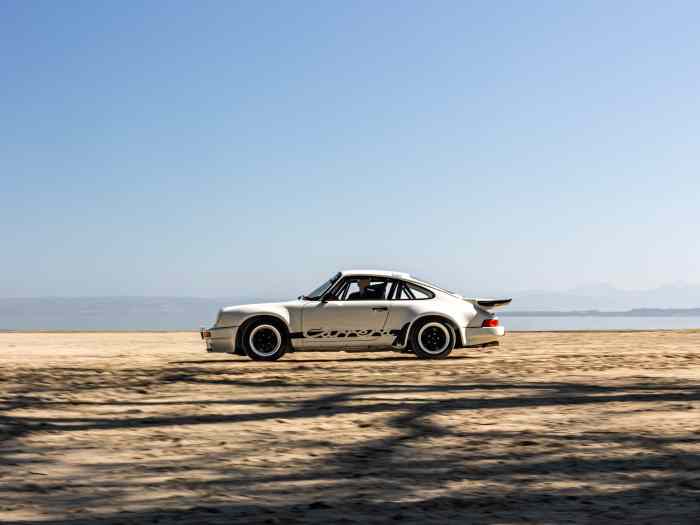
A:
503 316 700 331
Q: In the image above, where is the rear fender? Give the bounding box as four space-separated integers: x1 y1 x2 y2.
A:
402 313 466 349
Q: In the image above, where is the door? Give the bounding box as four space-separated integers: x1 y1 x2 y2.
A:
300 276 392 346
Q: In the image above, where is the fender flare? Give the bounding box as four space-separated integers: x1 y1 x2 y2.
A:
235 314 292 353
402 313 465 348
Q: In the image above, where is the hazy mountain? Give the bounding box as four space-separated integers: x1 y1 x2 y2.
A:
498 283 700 312
502 308 700 317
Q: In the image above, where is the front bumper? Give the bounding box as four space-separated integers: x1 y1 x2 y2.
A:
466 326 505 346
200 326 238 353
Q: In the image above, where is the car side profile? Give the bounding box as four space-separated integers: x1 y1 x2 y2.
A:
200 270 511 361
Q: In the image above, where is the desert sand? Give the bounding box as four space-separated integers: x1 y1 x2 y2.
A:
1 330 699 524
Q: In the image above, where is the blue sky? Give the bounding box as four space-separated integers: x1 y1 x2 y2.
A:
2 1 699 298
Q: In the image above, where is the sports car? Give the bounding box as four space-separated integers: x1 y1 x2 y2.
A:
200 270 511 360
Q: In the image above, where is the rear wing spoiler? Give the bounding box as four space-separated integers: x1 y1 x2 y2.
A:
466 298 512 310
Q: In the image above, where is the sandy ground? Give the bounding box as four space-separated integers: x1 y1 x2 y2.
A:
1 331 699 524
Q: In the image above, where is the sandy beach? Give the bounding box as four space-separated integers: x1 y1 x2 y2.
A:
1 330 699 524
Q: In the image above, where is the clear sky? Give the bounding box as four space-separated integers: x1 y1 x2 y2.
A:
2 1 699 299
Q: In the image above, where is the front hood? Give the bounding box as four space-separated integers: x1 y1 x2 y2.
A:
215 299 300 327
220 299 299 313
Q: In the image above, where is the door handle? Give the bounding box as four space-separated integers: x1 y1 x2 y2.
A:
372 306 388 311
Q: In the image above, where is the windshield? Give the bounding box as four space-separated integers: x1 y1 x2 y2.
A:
303 272 341 300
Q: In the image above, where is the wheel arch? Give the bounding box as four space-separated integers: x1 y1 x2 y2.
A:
407 313 465 348
235 314 291 352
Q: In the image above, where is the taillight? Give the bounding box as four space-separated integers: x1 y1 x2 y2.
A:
482 319 499 328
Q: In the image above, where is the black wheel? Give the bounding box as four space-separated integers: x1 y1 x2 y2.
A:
241 318 288 361
410 318 455 359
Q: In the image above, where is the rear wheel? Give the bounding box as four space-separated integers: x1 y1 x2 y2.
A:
411 319 455 359
242 319 288 361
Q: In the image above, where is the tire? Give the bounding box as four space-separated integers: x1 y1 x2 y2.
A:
410 318 456 359
241 318 288 361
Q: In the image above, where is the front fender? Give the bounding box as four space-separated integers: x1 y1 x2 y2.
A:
215 302 292 329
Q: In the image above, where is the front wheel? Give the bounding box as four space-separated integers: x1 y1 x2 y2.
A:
410 319 455 359
242 319 288 361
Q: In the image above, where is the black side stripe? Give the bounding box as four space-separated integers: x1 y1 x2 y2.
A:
389 323 410 346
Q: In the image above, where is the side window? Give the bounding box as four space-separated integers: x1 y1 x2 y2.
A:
396 283 412 300
333 277 391 301
407 282 433 299
395 281 434 300
385 280 397 300
344 280 362 299
332 280 350 301
370 278 390 300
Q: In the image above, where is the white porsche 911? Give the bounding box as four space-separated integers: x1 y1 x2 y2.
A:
200 270 511 361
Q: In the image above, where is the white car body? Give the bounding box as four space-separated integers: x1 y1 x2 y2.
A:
201 270 510 359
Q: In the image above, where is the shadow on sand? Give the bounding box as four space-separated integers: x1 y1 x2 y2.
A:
1 362 699 524
171 354 482 365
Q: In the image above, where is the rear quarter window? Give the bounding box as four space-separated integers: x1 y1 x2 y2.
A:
395 281 435 300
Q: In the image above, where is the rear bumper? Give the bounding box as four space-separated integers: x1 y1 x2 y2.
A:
466 326 505 346
200 326 238 353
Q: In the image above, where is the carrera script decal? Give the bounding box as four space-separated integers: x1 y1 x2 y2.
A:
304 328 392 339
290 324 411 347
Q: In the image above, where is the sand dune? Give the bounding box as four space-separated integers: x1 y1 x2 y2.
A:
1 331 699 523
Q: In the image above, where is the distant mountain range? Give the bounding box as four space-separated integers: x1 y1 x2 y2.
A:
1 285 700 330
496 283 700 312
502 308 700 318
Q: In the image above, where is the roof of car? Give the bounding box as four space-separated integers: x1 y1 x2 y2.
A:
340 269 412 279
